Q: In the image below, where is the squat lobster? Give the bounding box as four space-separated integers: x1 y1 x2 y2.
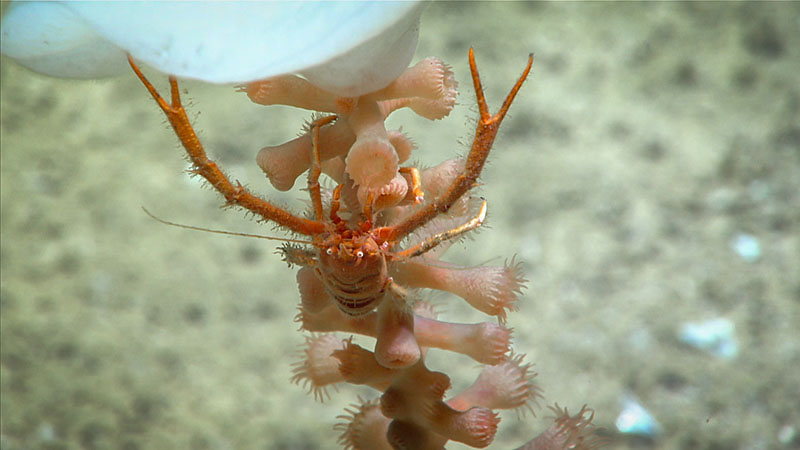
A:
129 49 533 369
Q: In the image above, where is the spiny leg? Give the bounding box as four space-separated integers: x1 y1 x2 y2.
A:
376 49 533 244
359 191 376 232
329 184 344 224
392 200 487 260
307 115 338 222
128 56 326 236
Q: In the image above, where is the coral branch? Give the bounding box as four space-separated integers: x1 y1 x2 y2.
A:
244 74 357 114
413 316 512 365
256 118 353 191
333 340 398 391
515 404 607 450
367 57 457 103
380 361 499 448
290 334 347 401
298 302 511 365
336 398 393 450
448 353 541 416
374 285 421 368
390 258 527 322
345 101 399 191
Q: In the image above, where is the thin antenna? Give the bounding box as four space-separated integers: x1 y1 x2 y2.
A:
142 207 316 245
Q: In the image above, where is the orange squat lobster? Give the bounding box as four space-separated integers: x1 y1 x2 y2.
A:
129 49 533 369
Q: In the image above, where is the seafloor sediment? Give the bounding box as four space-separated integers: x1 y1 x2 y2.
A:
1 3 798 449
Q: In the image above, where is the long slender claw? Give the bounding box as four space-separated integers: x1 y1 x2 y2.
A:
469 48 534 127
494 53 534 124
128 55 171 113
381 50 534 244
128 53 327 235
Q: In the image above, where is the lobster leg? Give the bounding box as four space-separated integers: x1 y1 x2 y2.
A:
307 115 338 222
376 49 533 244
128 55 326 236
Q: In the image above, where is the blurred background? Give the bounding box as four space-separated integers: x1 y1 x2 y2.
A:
2 3 798 449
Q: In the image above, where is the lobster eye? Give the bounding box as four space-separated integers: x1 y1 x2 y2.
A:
356 251 364 258
326 248 334 255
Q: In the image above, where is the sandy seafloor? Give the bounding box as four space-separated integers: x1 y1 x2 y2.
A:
1 3 799 450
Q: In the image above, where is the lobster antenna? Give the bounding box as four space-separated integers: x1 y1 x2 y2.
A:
142 207 315 245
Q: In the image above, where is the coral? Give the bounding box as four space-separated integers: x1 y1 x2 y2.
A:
245 56 457 208
514 405 608 450
130 47 603 448
267 57 605 448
